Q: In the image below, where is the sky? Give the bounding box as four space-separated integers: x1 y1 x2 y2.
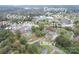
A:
0 0 79 5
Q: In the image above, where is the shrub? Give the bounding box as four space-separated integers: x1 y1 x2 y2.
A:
20 37 27 45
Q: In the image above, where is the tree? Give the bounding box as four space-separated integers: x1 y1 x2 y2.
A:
32 24 45 37
74 21 79 26
27 44 40 54
20 36 27 45
55 36 71 47
0 29 14 43
66 41 79 54
67 46 79 54
0 29 30 54
0 29 15 53
35 30 46 37
15 30 21 40
39 24 44 31
32 26 36 32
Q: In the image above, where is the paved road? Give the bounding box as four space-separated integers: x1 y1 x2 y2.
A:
27 38 43 44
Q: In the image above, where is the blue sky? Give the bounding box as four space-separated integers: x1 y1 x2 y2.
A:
0 0 78 5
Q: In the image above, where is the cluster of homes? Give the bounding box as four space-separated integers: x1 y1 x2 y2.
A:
33 15 74 28
5 22 33 36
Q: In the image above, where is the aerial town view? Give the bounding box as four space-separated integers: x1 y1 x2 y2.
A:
0 5 79 54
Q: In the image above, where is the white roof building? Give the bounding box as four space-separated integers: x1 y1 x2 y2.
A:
60 19 74 28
